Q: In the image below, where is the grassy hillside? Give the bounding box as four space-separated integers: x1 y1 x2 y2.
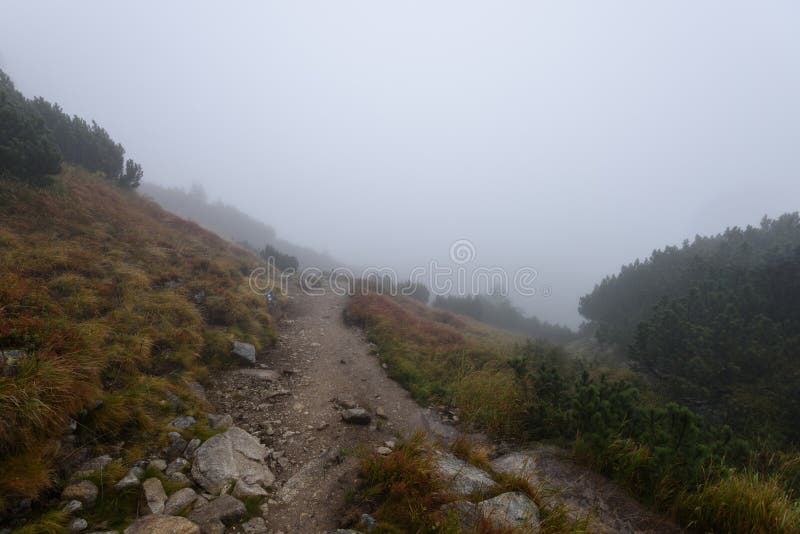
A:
139 182 345 270
347 290 800 533
0 166 277 518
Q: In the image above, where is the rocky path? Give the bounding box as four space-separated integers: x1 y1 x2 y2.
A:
206 285 453 533
205 283 680 533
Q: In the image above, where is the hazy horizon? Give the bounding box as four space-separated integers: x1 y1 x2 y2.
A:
2 1 798 326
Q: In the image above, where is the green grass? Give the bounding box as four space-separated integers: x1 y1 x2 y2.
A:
346 291 800 534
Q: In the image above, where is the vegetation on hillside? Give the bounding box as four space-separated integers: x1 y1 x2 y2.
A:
0 167 277 522
346 289 800 533
0 68 142 188
580 214 800 444
434 294 577 344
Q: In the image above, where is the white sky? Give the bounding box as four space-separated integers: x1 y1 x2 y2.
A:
2 1 799 325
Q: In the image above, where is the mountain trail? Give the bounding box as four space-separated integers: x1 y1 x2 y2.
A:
206 282 679 533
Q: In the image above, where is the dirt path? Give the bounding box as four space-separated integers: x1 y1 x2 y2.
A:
206 284 454 533
205 283 679 533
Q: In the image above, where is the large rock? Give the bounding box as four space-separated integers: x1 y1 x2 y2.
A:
490 452 539 482
124 515 200 534
186 494 246 526
232 341 256 364
477 492 539 530
441 492 539 531
142 478 167 515
62 480 99 506
433 451 498 497
190 427 274 495
164 487 198 515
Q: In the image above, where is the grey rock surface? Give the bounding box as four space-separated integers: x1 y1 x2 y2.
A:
433 451 498 497
190 427 274 495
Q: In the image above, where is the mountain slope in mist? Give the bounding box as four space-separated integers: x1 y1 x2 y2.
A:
140 182 344 271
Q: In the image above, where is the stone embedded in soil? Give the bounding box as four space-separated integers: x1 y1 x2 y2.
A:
477 491 539 530
166 457 189 476
232 341 256 364
190 427 274 495
207 413 234 430
433 451 498 497
149 458 167 471
241 517 268 533
490 451 539 482
185 438 202 459
168 415 197 430
68 517 88 532
62 499 83 514
341 407 371 425
187 494 246 526
375 446 392 456
142 477 168 514
164 487 198 515
114 466 144 490
166 431 188 460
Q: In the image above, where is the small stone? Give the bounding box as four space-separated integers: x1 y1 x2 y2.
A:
359 513 378 532
384 440 396 449
232 341 256 364
232 479 268 499
207 413 234 430
142 478 167 514
166 432 188 460
62 500 83 514
184 438 202 459
375 446 392 456
241 517 268 534
168 416 196 430
334 398 357 409
341 408 371 425
166 457 189 476
68 518 88 532
62 480 99 506
164 487 198 515
114 466 144 490
375 407 387 419
317 422 329 431
148 459 167 472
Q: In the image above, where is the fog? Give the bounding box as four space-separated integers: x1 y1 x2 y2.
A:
2 1 799 326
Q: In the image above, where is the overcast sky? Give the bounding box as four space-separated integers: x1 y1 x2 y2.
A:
2 1 799 326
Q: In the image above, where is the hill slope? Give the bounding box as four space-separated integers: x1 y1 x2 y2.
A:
139 182 345 270
0 167 277 524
